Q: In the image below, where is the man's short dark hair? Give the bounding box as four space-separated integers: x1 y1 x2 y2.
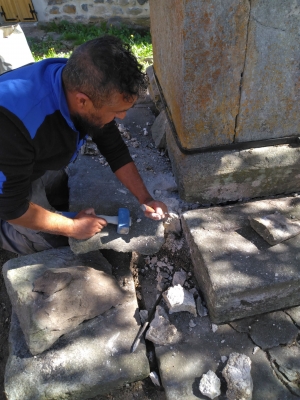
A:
62 35 148 106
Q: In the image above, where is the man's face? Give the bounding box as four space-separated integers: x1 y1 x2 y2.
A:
71 92 136 136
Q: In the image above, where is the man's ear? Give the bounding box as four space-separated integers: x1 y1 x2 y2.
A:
75 92 90 109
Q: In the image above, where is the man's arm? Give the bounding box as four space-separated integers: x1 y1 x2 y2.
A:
8 202 108 240
114 162 168 220
94 121 168 219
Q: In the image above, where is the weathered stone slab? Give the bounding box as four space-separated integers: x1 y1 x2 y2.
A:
167 126 300 203
269 344 300 396
249 212 300 245
3 249 124 355
181 196 300 323
236 0 300 142
4 248 150 400
151 109 168 149
249 311 298 350
150 0 249 149
154 313 298 400
146 65 164 112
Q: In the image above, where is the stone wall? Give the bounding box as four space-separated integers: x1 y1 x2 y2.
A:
32 0 150 28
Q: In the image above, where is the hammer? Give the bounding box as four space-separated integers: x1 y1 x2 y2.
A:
59 208 131 234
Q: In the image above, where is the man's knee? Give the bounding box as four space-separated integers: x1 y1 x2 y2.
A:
0 220 52 255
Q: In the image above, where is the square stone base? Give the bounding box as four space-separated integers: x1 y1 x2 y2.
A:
181 196 300 323
167 124 300 204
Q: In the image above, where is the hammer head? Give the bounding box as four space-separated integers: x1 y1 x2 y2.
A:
117 208 131 234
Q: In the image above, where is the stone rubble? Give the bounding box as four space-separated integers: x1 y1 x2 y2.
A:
222 353 253 400
80 136 100 156
172 269 187 286
145 305 179 345
199 370 221 399
162 284 197 316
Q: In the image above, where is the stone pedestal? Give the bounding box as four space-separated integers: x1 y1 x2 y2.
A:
149 0 300 203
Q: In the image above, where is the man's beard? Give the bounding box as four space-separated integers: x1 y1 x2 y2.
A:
71 113 103 139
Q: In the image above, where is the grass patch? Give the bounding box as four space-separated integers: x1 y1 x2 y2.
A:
27 20 153 70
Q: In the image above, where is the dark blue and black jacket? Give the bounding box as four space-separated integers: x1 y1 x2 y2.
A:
0 59 132 221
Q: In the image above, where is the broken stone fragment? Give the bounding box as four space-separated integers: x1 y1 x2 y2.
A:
199 370 221 399
80 137 100 155
163 212 181 235
249 213 300 245
162 284 197 316
139 309 148 325
145 305 179 345
172 269 187 286
196 296 208 317
222 353 253 400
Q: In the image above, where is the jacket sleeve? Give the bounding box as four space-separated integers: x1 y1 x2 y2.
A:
0 111 33 220
92 120 133 173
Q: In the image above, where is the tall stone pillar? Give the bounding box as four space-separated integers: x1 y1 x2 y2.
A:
149 0 300 204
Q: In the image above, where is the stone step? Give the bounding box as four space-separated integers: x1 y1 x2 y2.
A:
181 195 300 324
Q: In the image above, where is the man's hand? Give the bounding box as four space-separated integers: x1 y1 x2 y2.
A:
114 162 168 221
71 208 107 239
141 200 168 221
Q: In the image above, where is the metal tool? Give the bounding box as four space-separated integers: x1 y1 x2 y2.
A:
131 283 170 353
59 207 132 234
